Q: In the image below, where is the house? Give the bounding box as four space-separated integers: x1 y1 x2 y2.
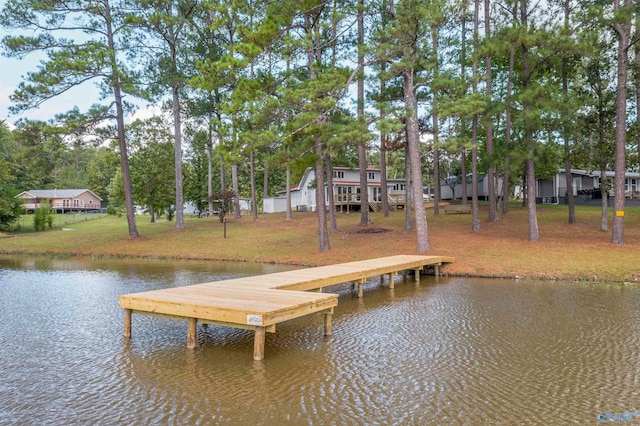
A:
535 169 640 205
440 173 503 201
262 166 412 213
16 189 103 213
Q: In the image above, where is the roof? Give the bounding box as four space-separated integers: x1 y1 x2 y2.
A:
16 189 103 201
559 169 640 178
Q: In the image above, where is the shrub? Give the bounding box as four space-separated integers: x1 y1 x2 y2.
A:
34 207 47 232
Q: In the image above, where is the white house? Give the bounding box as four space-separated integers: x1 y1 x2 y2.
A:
262 166 412 213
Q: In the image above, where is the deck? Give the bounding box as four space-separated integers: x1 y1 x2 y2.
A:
119 254 454 360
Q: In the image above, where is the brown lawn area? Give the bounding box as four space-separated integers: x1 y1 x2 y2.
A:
1 203 639 282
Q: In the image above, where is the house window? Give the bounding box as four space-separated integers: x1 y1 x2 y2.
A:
368 172 375 180
393 184 405 191
333 171 344 179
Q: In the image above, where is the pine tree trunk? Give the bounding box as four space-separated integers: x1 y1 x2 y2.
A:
485 0 498 222
263 164 269 200
286 147 292 221
250 150 258 221
207 114 214 216
220 155 226 191
380 136 390 216
172 83 185 230
380 63 390 217
636 14 640 180
404 144 413 230
432 29 441 217
306 12 329 252
502 38 515 216
562 0 575 224
460 150 467 204
232 163 241 218
357 0 369 226
612 0 631 245
403 69 430 252
315 144 330 251
601 164 608 231
521 0 539 242
105 0 137 238
471 0 480 232
326 155 338 232
525 159 539 242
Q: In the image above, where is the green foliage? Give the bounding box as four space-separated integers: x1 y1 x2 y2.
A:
127 118 176 221
0 161 22 231
33 201 52 232
107 169 125 208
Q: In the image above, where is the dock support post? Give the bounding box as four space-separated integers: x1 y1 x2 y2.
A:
324 311 333 336
358 279 365 298
414 268 421 283
124 308 132 338
187 317 197 349
389 272 396 289
434 264 440 277
254 326 266 361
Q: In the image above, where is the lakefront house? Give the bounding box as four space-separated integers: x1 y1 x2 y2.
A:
16 189 103 213
263 166 415 213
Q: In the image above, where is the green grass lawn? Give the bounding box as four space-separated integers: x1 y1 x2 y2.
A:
1 204 639 282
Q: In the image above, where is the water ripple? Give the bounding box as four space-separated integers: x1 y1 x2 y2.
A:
2 261 640 425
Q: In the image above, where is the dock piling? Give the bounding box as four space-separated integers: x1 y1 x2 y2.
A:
254 326 266 361
124 308 132 338
187 317 197 349
324 310 333 336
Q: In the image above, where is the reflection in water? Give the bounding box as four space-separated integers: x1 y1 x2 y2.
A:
1 255 639 425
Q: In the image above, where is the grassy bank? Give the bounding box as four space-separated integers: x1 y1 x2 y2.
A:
1 204 639 282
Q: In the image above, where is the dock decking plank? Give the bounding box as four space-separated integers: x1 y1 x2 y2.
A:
119 254 453 359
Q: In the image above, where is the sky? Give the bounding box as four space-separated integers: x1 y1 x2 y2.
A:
0 0 156 129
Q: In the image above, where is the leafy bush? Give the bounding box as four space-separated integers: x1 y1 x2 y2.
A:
34 207 47 232
33 201 53 232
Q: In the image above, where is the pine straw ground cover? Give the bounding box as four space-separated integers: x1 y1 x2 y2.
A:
1 203 638 283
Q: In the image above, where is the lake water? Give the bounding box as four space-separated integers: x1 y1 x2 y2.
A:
1 255 639 425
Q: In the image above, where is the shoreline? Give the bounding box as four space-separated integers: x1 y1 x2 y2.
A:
1 205 639 283
0 248 636 284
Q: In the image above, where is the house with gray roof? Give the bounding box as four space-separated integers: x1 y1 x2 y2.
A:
15 189 103 213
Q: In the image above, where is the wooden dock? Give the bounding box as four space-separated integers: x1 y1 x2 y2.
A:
119 254 453 360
